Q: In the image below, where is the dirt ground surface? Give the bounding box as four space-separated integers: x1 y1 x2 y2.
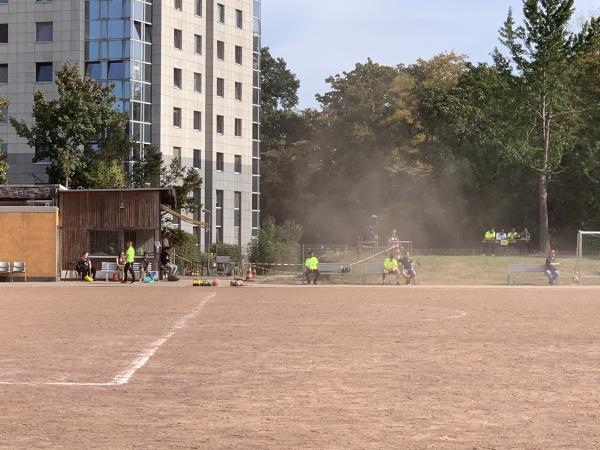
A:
1 283 600 449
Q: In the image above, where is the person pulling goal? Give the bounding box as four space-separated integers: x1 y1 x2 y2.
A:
399 251 416 285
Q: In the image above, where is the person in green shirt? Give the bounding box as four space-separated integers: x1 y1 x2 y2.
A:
123 241 137 283
304 252 320 285
483 228 496 256
383 253 400 285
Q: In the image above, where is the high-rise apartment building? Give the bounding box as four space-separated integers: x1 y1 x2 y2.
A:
0 0 261 250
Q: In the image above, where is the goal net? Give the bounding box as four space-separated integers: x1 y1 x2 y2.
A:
574 231 600 282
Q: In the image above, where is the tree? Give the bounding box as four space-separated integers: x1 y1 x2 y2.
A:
161 158 203 215
130 145 162 188
259 47 310 222
494 1 600 251
84 160 127 189
248 216 303 264
10 64 130 187
0 98 8 184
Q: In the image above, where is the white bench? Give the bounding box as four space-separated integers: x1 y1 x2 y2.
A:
97 262 146 281
507 264 547 284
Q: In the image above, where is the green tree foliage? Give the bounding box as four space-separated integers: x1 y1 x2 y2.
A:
248 216 303 263
10 64 130 187
169 229 203 262
259 47 312 221
130 145 162 188
493 1 600 251
0 98 8 184
161 157 203 215
83 160 127 189
258 3 599 249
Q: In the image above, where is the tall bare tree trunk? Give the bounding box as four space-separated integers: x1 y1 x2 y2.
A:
539 172 550 253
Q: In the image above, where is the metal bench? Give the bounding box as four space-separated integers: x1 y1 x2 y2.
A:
507 264 547 284
362 263 384 284
300 262 352 284
98 262 120 281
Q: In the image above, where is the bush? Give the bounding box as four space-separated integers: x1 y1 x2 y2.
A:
249 216 303 264
168 229 204 261
209 242 242 260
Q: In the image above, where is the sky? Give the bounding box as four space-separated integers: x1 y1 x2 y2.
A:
262 0 600 109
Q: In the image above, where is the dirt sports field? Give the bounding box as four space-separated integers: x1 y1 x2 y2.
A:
1 284 600 449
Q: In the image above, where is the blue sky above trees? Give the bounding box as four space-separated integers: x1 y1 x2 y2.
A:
262 0 600 108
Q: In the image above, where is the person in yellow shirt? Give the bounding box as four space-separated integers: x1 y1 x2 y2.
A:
383 253 400 285
304 252 320 285
122 241 137 284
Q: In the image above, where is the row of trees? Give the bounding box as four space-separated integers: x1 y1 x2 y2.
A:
260 0 600 251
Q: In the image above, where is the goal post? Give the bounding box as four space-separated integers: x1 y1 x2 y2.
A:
574 231 600 282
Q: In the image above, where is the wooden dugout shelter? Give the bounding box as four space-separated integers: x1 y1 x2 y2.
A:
59 188 180 272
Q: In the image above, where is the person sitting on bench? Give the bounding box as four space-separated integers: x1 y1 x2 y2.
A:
383 253 400 285
545 249 560 286
304 252 320 285
76 251 96 281
399 251 416 285
140 252 151 280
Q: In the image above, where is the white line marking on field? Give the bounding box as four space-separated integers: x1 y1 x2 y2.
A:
0 292 216 387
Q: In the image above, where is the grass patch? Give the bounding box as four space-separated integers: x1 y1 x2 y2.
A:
258 254 600 286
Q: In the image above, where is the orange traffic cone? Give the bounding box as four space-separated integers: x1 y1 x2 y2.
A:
246 264 255 282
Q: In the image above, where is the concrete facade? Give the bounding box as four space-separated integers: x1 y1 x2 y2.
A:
0 0 260 252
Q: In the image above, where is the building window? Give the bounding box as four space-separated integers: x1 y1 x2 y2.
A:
36 22 53 42
36 62 53 82
252 193 259 210
173 107 182 127
235 45 242 65
195 0 202 16
252 158 259 175
234 155 241 173
107 61 125 79
0 106 7 123
236 9 243 29
194 34 202 54
193 111 202 131
217 3 225 23
234 118 242 137
235 82 242 101
193 149 201 168
216 115 224 134
173 147 181 165
174 68 182 89
0 24 7 44
0 64 7 83
216 152 224 171
216 77 224 97
174 29 182 50
217 40 224 60
194 72 202 93
215 190 224 243
174 0 182 11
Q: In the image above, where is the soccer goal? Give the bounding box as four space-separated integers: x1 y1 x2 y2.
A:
574 231 600 282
